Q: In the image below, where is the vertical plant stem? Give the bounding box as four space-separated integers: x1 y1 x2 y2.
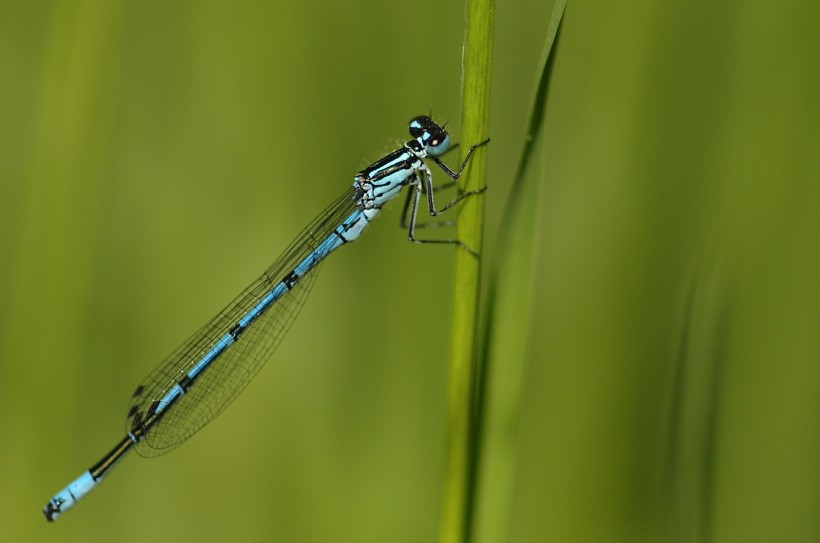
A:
440 0 494 542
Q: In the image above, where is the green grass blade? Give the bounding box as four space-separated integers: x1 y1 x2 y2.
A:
440 0 495 542
662 260 729 543
472 2 566 542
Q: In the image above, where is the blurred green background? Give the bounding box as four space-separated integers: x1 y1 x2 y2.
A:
1 1 818 542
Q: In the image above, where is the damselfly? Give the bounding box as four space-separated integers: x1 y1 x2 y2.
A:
43 115 489 521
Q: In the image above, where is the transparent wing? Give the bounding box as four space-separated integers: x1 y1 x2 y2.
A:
126 186 361 457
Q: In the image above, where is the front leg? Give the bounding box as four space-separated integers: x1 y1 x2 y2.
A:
430 138 490 179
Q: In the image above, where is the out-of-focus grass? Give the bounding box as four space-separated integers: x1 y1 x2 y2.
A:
661 258 729 543
473 4 565 543
1 1 819 543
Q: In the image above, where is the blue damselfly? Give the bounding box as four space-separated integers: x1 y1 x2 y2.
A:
43 115 489 521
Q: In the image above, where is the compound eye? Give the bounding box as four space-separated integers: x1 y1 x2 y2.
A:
426 131 450 156
409 115 431 138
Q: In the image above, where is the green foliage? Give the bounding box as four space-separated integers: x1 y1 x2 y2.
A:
440 0 495 541
2 1 818 542
473 6 566 543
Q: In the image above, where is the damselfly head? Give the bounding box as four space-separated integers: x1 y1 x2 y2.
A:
409 115 450 157
408 115 435 138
